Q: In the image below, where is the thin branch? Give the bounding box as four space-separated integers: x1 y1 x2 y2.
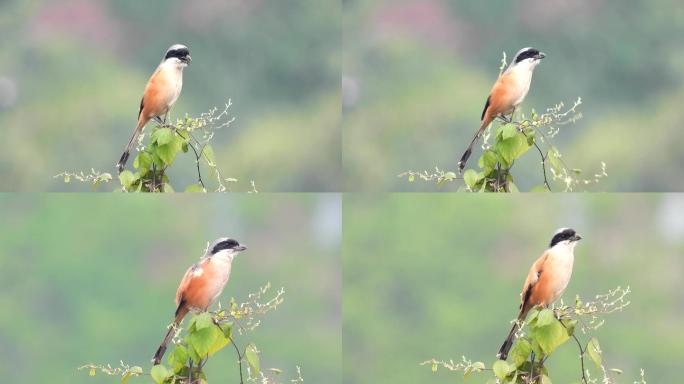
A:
229 335 244 384
559 319 588 384
214 322 244 384
520 129 551 191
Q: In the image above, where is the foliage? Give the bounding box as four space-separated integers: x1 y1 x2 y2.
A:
56 102 257 193
400 98 607 192
421 287 642 383
80 283 303 384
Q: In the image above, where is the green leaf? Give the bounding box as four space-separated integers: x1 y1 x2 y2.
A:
188 326 219 358
245 343 261 376
587 337 602 368
150 365 171 384
536 309 555 327
156 143 179 165
207 329 230 357
185 183 206 193
134 152 152 171
496 133 530 164
202 144 216 166
118 170 137 189
492 360 514 380
501 124 518 140
152 128 175 146
531 317 569 355
220 322 233 339
509 338 531 368
169 345 189 373
193 312 214 330
478 150 498 172
463 169 481 188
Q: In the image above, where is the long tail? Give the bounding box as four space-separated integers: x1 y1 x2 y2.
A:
497 321 519 360
498 306 529 360
117 117 148 174
458 114 494 173
458 126 486 173
153 304 188 365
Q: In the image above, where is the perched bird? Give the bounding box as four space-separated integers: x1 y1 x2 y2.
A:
152 237 246 365
117 44 191 173
458 47 545 172
497 228 581 360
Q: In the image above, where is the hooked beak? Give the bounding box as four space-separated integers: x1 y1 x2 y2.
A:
235 245 247 252
571 234 582 241
536 52 546 60
183 55 192 64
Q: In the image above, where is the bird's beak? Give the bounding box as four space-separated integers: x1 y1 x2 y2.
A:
537 52 546 59
184 55 192 64
235 245 247 251
572 234 582 241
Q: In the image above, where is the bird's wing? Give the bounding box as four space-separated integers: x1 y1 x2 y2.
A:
520 250 549 309
481 95 491 121
138 97 144 119
175 262 203 306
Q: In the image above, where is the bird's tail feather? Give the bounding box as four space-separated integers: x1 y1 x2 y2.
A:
497 321 519 360
152 305 188 365
152 323 177 365
117 118 147 174
458 123 487 173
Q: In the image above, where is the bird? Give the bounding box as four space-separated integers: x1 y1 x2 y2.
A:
497 228 581 360
458 47 545 173
117 44 192 174
152 237 246 366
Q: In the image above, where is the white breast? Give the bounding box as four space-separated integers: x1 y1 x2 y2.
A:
206 252 234 303
504 61 536 107
546 244 575 302
157 61 185 107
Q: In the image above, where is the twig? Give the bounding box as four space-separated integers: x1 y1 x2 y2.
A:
559 319 588 384
520 130 551 191
211 321 244 384
229 335 244 384
174 127 206 189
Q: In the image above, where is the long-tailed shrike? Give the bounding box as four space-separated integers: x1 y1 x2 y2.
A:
152 237 246 365
458 47 545 172
117 44 191 173
497 228 581 360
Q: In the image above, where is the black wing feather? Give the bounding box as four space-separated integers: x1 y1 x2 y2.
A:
481 95 491 121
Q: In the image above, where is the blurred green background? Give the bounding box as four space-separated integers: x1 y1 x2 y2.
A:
0 193 341 383
343 0 684 191
343 194 684 383
0 0 340 192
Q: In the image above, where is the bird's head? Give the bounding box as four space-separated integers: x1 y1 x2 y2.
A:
549 227 582 248
164 44 192 67
207 237 247 260
510 47 545 70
